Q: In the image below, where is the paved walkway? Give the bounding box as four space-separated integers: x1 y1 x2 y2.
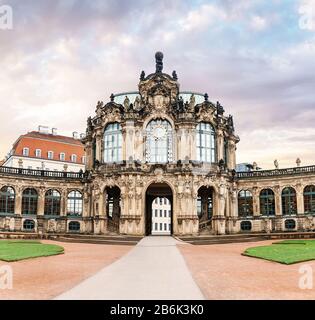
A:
56 236 204 300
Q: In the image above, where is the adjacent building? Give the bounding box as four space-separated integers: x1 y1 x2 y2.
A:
3 126 85 172
151 197 171 235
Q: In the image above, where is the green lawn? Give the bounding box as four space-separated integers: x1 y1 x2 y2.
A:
0 240 64 262
243 240 315 265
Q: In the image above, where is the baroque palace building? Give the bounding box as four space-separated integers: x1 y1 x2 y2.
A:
0 52 315 236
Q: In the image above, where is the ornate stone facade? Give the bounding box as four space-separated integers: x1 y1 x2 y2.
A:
0 53 315 236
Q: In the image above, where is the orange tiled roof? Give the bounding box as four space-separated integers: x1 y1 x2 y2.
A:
11 131 85 163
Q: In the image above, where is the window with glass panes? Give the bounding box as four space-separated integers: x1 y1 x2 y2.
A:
281 187 297 215
44 190 61 215
23 219 35 231
259 189 275 216
238 190 253 217
104 123 122 162
67 191 83 216
69 221 80 232
0 186 15 214
304 185 315 214
22 188 38 215
145 119 173 163
196 122 216 163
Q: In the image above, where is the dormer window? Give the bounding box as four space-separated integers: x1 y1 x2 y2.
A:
47 151 54 160
71 154 77 163
35 149 41 158
22 148 29 156
60 153 65 161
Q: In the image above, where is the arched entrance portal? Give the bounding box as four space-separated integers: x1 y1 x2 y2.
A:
197 186 214 231
105 186 121 233
145 183 173 235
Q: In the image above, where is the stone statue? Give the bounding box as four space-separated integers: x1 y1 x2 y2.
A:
274 159 279 169
134 96 140 110
123 96 130 110
227 115 234 131
96 100 103 117
216 101 225 116
219 159 225 171
140 70 145 80
189 94 195 109
253 162 257 171
296 158 301 167
110 93 115 102
204 93 209 101
155 51 163 73
178 96 184 112
172 70 178 80
87 116 93 132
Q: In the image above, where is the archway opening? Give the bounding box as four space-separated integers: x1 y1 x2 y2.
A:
145 183 173 235
105 186 121 233
197 186 214 231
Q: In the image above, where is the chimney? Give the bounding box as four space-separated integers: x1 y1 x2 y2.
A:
72 131 78 139
38 125 49 134
52 128 58 135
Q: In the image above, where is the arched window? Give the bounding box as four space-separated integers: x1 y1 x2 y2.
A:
22 188 38 215
240 221 252 231
23 219 35 231
146 119 173 163
285 219 296 230
259 189 275 216
197 186 213 221
0 186 15 214
104 123 122 162
69 221 80 232
238 190 253 217
196 122 216 163
67 191 83 216
282 187 297 215
304 185 315 214
44 190 61 215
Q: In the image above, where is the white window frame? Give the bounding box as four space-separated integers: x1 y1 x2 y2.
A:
35 149 41 158
82 156 86 164
47 151 54 160
22 147 29 156
60 153 65 161
71 154 77 163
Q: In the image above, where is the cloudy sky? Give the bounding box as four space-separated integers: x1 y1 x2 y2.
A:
0 0 314 168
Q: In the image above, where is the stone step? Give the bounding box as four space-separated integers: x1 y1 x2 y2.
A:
53 236 139 246
182 236 268 245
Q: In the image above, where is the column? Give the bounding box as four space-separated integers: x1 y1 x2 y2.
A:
253 187 260 217
296 184 304 214
274 186 282 216
95 131 102 162
190 127 196 161
37 189 45 216
227 139 236 170
15 188 22 215
216 129 224 162
125 120 135 161
60 190 67 216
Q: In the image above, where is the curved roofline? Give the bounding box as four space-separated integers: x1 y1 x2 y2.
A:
113 91 205 97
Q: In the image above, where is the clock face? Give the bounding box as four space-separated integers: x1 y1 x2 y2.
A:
153 125 167 139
